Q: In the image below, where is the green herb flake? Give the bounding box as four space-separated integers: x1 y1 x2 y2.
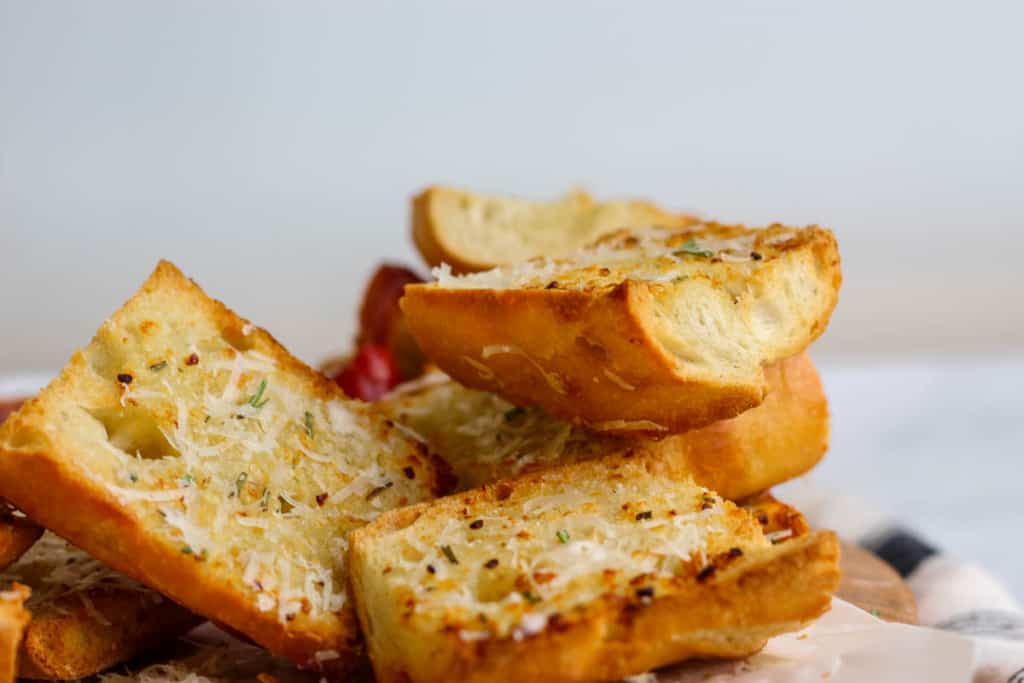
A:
674 238 714 258
556 529 570 544
149 361 168 372
128 473 138 483
247 379 269 408
870 609 881 618
521 591 542 604
181 545 193 555
440 545 459 564
179 474 194 487
303 411 315 438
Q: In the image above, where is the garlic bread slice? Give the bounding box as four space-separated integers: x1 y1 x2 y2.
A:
0 261 447 678
348 460 840 683
380 352 828 497
402 223 841 433
412 185 698 274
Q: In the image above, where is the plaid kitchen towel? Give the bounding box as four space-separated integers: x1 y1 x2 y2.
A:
782 484 1024 683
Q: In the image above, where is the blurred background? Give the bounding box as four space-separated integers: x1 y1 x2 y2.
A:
2 2 1022 594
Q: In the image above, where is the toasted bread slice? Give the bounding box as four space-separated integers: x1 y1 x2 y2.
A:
0 505 42 572
0 261 447 678
0 583 29 683
412 186 699 273
0 533 201 680
380 353 828 497
402 223 841 433
348 459 840 683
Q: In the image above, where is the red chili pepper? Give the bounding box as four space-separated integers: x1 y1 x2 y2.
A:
334 344 400 402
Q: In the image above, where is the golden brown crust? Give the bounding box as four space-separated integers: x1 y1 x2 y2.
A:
2 533 202 680
0 511 42 573
382 353 828 499
403 224 841 434
0 584 30 683
0 261 446 679
412 186 698 274
19 590 201 680
348 461 841 683
403 284 758 433
646 353 828 499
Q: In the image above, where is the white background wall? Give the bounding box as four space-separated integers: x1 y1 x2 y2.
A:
2 2 1023 594
3 1 1022 371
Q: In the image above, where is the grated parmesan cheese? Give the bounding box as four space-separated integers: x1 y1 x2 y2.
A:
430 224 785 291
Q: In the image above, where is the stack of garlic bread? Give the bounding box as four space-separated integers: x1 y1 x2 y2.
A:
349 186 843 682
0 184 843 683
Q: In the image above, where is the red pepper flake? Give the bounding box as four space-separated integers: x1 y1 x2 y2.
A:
750 251 763 261
484 558 499 569
728 547 743 558
315 493 328 507
186 353 199 366
635 511 653 521
635 586 655 599
116 373 133 384
696 565 716 582
469 519 484 530
403 466 415 480
426 564 436 575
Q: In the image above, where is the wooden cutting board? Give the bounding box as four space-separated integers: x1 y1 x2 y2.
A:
837 540 917 624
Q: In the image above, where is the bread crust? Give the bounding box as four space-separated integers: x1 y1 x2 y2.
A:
0 511 42 573
0 261 447 679
0 584 29 683
382 353 828 499
19 590 200 680
412 186 698 274
348 461 840 683
402 224 841 433
0 533 202 680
